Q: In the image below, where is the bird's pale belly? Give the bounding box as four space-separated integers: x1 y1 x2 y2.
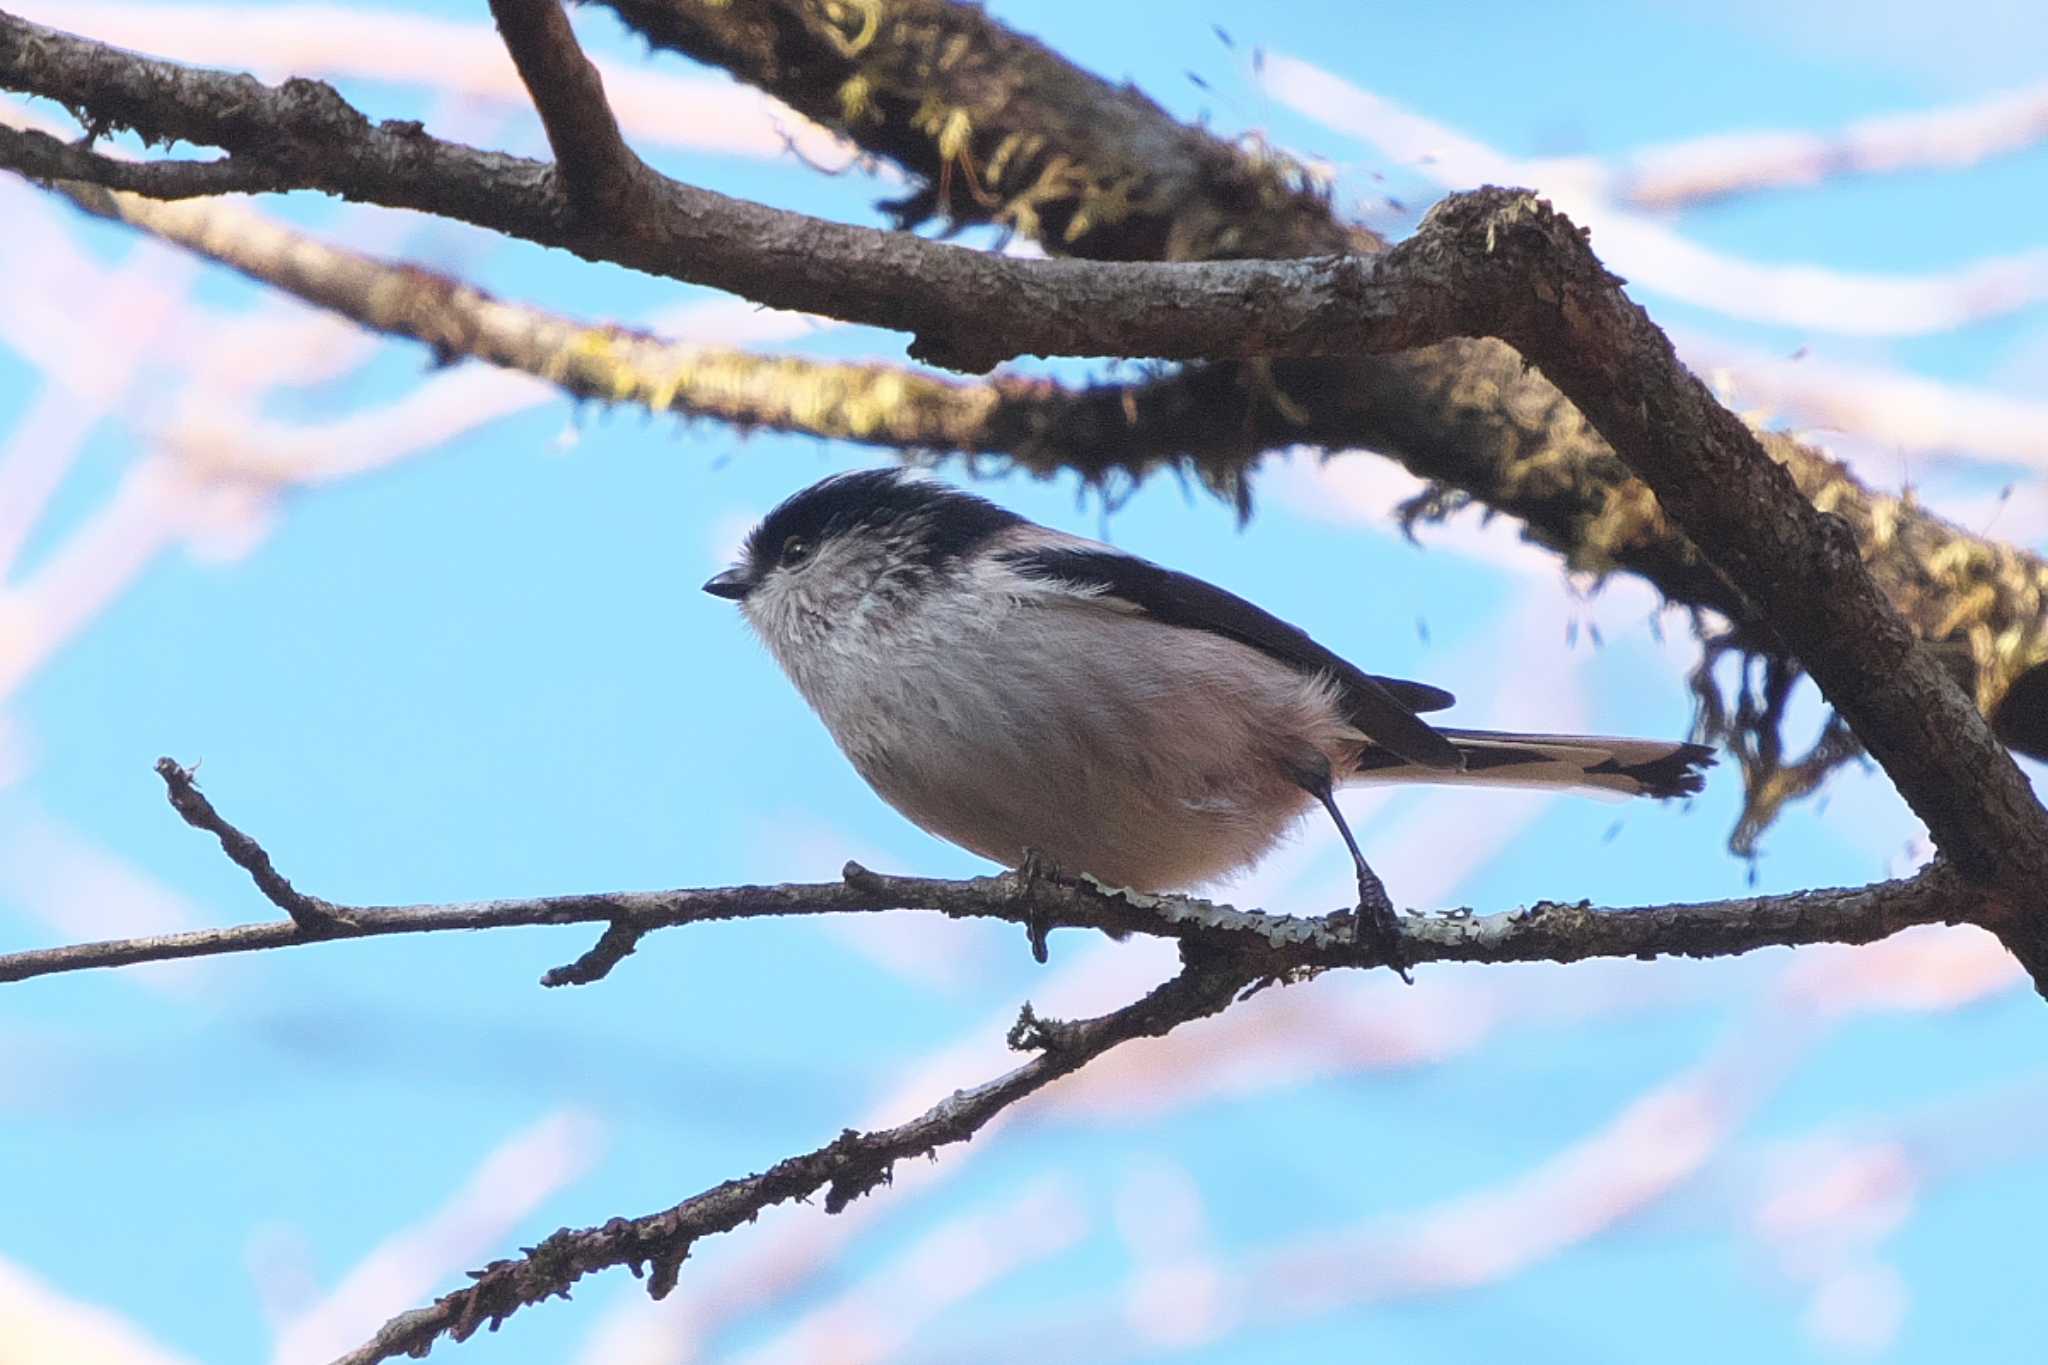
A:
849 707 1317 892
801 604 1352 892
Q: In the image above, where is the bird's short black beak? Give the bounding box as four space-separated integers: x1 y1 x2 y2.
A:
703 568 752 600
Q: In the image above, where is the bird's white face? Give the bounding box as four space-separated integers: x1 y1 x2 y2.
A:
706 469 1022 706
737 524 910 671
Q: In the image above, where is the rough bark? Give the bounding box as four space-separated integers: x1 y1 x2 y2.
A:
590 0 2048 768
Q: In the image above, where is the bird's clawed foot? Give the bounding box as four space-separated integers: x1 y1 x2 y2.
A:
1349 863 1412 984
1014 847 1059 965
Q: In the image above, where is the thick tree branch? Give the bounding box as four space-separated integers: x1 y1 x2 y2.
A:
1417 199 2046 871
0 126 1374 502
16 116 2042 797
487 0 651 219
0 18 1434 370
331 961 1251 1365
591 0 1368 261
17 165 1416 502
6 152 1200 469
5 16 2042 957
0 11 2035 1357
597 0 2048 767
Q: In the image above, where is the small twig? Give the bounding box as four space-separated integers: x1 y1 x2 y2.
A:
1006 1000 1082 1052
486 0 649 219
539 920 646 987
153 758 353 933
331 960 1251 1365
0 124 283 197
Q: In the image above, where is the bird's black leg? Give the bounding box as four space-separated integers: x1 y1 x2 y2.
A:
1305 775 1412 983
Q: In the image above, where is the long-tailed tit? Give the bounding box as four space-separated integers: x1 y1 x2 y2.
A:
706 469 1711 958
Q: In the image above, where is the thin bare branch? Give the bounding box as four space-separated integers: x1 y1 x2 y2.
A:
539 920 646 986
329 960 1250 1365
0 122 283 194
486 0 650 218
153 757 353 932
0 764 1982 989
1 857 1983 988
91 762 1966 1365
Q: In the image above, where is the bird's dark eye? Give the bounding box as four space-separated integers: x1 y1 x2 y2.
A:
781 534 814 566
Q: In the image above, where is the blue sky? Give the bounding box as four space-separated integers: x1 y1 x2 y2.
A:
2 1 2045 1361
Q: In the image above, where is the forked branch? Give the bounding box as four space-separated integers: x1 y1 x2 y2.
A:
486 0 651 219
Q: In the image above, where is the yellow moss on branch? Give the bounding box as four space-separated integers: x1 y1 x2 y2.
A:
1770 432 2048 725
23 158 1096 461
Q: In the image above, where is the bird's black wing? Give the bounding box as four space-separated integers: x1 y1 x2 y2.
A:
1000 546 1463 770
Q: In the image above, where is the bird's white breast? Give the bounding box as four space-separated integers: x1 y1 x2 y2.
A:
765 567 1350 891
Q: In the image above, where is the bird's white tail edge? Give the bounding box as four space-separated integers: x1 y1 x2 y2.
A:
1354 728 1714 799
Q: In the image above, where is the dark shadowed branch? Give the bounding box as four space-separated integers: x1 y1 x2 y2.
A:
487 0 651 219
593 0 1368 262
